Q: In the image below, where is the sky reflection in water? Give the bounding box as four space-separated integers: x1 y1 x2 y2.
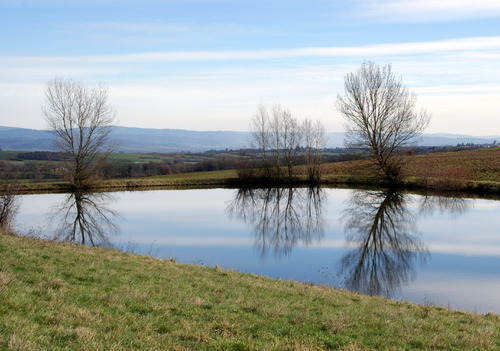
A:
15 188 500 314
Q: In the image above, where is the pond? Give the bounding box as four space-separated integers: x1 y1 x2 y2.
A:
13 187 500 314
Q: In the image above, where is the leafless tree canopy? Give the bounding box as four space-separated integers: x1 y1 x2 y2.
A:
248 104 326 183
249 104 303 181
43 77 116 188
0 184 20 234
0 165 20 234
336 61 430 182
302 118 327 183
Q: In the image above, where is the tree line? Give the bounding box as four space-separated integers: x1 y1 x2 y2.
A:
238 104 326 185
36 60 430 189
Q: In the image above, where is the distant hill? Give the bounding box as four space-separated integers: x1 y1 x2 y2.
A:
110 126 249 152
0 126 54 151
0 126 249 153
0 126 498 152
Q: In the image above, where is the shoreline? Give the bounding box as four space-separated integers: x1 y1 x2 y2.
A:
10 173 500 198
1 233 498 350
5 148 500 196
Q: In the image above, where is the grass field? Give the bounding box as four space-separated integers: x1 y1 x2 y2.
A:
4 148 500 194
403 148 500 183
0 151 20 161
1 234 498 350
107 148 500 190
0 150 236 165
105 152 228 164
102 170 239 189
320 148 500 191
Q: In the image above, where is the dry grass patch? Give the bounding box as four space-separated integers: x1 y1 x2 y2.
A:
320 148 500 191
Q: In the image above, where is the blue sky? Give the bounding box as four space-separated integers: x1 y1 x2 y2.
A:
1 0 499 135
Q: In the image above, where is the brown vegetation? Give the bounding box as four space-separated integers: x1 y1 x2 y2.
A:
321 148 500 191
403 148 500 183
336 61 430 182
3 148 500 194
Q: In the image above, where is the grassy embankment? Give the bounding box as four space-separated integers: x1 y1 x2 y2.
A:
1 233 498 350
320 148 500 193
12 148 500 194
12 169 239 193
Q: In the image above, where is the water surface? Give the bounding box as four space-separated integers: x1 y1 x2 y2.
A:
14 187 500 314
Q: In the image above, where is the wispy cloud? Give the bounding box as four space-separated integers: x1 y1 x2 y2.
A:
2 36 500 65
52 20 277 47
1 36 499 133
358 0 500 22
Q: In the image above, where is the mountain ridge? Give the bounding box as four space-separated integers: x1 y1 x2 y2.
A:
0 126 497 152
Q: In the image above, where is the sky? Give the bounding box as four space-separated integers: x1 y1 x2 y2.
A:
0 0 499 135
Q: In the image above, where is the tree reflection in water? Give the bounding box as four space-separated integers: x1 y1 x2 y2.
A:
50 190 119 247
227 187 326 258
339 190 429 297
338 190 472 297
418 194 471 219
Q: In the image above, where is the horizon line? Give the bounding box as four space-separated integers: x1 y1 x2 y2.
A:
1 124 499 138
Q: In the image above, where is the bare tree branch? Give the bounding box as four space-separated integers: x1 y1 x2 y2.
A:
42 77 117 188
302 118 327 184
247 104 325 184
336 61 431 183
0 169 20 235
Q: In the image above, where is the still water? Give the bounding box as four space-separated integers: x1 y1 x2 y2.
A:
15 187 500 314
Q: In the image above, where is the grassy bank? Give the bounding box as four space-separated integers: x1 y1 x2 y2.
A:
11 170 240 193
8 148 500 194
1 234 498 350
319 148 500 193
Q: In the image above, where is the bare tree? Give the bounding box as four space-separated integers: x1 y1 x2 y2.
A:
43 77 117 189
249 104 302 182
336 61 430 183
278 107 302 180
249 104 273 179
0 163 20 235
302 118 326 184
0 184 20 235
248 104 324 183
0 191 19 234
268 106 283 180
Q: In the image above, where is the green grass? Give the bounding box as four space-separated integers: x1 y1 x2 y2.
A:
105 152 175 163
111 148 500 192
0 150 236 165
1 234 498 350
95 152 236 164
5 148 500 194
101 170 239 189
0 151 21 160
9 170 239 193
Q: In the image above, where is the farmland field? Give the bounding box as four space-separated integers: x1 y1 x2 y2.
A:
1 148 499 192
322 148 500 184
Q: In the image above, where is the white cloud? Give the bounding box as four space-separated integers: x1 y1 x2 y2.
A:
359 0 500 22
419 93 500 135
1 36 499 134
2 36 500 66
